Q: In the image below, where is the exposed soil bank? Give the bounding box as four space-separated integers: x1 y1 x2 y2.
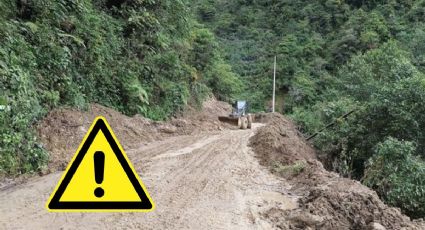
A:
37 98 232 173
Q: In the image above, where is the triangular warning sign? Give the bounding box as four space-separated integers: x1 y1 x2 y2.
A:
46 116 154 212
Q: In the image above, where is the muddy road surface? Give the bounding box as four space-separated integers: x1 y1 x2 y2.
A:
0 124 297 229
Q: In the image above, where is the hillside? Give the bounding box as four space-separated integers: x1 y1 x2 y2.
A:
0 0 241 175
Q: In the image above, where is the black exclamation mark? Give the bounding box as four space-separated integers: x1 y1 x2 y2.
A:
94 151 105 198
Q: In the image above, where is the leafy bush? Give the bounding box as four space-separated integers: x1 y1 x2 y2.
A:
0 64 48 174
363 138 425 218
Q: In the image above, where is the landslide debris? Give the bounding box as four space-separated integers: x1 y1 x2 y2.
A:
251 113 316 167
250 113 425 230
37 97 232 173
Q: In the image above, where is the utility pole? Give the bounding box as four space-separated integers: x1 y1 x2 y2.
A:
272 56 276 113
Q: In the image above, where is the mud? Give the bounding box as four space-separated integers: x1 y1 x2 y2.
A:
0 124 299 229
249 113 425 229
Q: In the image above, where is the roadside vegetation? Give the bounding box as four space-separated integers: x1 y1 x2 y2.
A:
195 0 425 218
0 0 242 175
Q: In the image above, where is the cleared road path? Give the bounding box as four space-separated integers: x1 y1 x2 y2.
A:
0 124 297 229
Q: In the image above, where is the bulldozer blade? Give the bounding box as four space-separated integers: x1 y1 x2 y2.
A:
218 116 240 127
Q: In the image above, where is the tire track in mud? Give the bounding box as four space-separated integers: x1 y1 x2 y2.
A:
0 124 297 230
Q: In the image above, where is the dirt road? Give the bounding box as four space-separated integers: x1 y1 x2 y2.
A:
0 124 297 229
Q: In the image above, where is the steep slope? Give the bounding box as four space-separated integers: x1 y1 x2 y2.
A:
0 0 241 175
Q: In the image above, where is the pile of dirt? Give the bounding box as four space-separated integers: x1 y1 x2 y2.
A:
249 113 425 229
37 97 232 173
250 113 316 166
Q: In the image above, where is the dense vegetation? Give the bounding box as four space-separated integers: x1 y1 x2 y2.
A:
195 0 425 218
0 0 241 175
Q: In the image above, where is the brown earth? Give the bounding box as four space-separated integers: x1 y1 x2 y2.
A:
0 119 296 229
249 113 425 229
36 97 233 174
251 112 316 167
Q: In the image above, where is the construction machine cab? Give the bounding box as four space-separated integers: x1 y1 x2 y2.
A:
230 100 248 118
218 100 253 129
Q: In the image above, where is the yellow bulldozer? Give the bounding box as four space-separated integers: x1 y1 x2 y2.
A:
218 101 253 129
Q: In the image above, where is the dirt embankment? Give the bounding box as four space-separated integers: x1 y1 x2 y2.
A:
250 113 425 230
37 97 232 173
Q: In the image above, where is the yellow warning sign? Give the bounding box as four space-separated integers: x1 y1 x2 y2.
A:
46 116 155 212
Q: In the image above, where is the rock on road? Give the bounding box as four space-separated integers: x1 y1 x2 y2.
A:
0 124 297 229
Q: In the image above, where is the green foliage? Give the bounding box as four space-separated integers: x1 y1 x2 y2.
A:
310 42 425 175
205 61 243 102
363 138 425 218
0 0 241 175
188 26 243 103
292 41 425 216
